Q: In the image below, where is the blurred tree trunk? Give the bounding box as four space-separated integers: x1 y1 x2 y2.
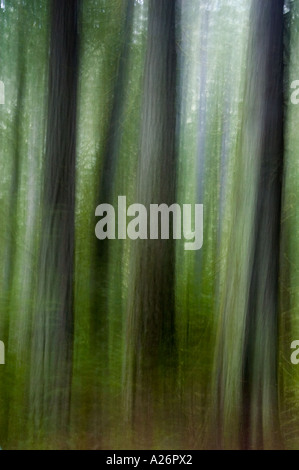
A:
30 0 80 440
90 0 134 344
213 0 284 450
242 0 284 450
86 0 135 446
125 0 178 445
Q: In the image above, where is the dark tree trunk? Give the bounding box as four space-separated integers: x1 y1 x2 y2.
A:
242 0 284 449
87 1 134 445
30 0 80 438
125 0 178 444
91 0 134 331
213 0 285 450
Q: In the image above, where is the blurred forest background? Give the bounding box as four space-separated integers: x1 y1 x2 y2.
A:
0 0 298 450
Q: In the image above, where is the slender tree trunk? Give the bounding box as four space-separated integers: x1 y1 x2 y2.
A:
196 0 209 205
213 0 284 450
30 0 80 440
125 0 178 445
242 0 284 449
86 1 134 446
90 0 134 333
2 21 26 447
